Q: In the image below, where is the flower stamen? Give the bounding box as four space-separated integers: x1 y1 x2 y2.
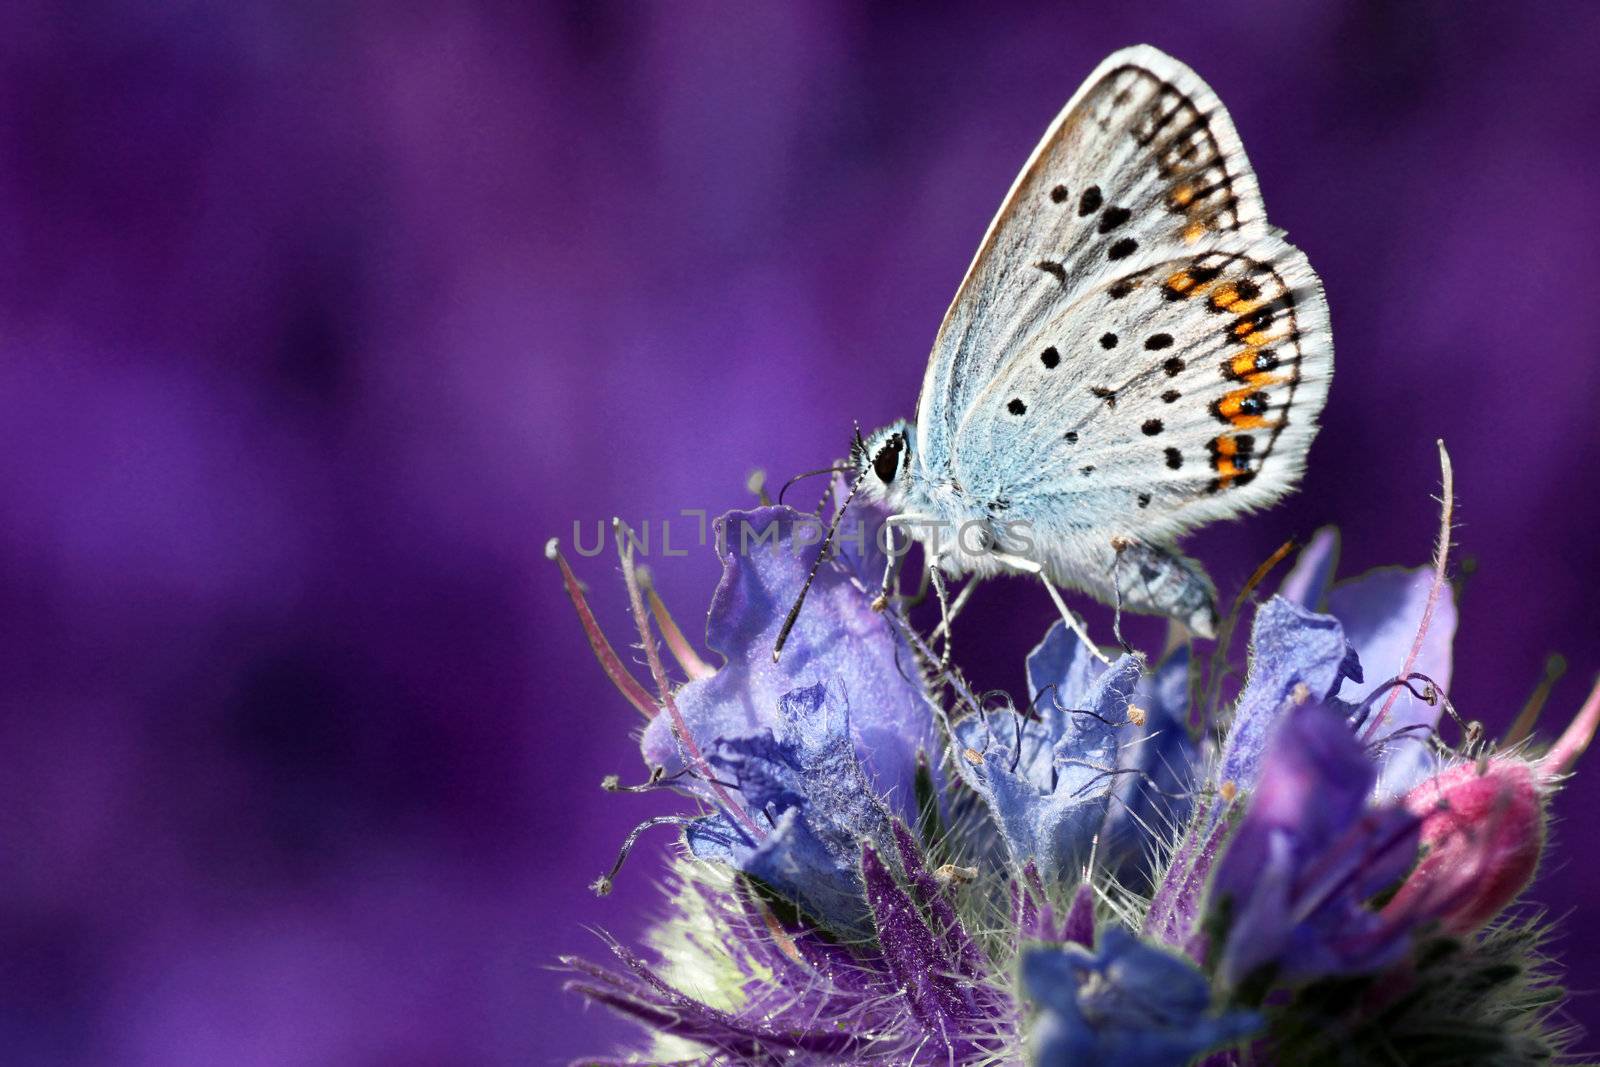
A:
616 519 765 840
591 815 693 896
546 537 659 718
635 565 714 681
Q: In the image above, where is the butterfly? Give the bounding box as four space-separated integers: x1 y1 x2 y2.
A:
827 45 1333 658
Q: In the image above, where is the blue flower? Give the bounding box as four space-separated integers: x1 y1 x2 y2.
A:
1280 528 1458 797
1024 926 1260 1067
1146 594 1364 953
949 629 1143 882
683 682 897 932
1207 700 1421 988
1102 643 1200 880
559 490 1586 1065
1214 595 1363 799
639 505 938 822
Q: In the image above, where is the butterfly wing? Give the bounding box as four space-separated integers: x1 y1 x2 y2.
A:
915 44 1275 467
915 46 1330 562
959 234 1331 542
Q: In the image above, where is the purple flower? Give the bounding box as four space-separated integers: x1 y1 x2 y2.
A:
1207 700 1420 988
1213 595 1363 799
949 632 1141 882
1024 926 1260 1067
1279 528 1459 796
558 481 1590 1064
683 682 897 932
640 505 937 822
565 824 1013 1065
1146 595 1363 951
949 622 1197 883
1104 643 1200 878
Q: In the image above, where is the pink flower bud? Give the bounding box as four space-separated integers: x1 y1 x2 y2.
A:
1384 758 1543 934
1384 677 1600 934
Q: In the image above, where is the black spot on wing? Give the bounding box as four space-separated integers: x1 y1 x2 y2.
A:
1097 206 1131 233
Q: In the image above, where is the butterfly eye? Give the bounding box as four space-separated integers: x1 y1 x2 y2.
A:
873 436 903 484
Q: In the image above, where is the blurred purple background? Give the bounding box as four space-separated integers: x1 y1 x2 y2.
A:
3 2 1598 1063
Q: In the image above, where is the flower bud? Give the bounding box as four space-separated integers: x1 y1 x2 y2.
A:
1384 758 1544 934
1385 676 1600 934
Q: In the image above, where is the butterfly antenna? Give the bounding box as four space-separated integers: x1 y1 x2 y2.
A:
773 464 874 663
777 465 852 507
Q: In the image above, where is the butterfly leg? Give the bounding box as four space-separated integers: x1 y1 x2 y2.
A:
930 579 976 641
873 514 938 611
1040 573 1112 665
871 525 904 612
928 565 953 672
991 551 1111 665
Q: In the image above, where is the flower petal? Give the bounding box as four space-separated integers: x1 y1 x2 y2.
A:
641 505 938 819
1024 927 1261 1067
1278 527 1340 610
953 650 1142 880
1216 597 1362 796
1329 566 1458 796
1210 702 1422 988
684 683 897 931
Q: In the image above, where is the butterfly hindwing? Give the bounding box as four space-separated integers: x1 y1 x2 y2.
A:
955 233 1331 544
916 45 1273 467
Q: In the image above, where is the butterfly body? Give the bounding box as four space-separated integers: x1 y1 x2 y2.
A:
852 46 1333 641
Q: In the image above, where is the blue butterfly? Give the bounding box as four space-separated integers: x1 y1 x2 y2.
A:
845 45 1332 656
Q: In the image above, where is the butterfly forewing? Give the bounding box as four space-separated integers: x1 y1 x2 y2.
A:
915 45 1331 551
916 45 1274 465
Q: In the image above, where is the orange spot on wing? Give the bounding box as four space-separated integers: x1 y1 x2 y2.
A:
1215 387 1272 430
1164 267 1219 298
1211 283 1263 314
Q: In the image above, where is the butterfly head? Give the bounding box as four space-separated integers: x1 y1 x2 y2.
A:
851 419 916 507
